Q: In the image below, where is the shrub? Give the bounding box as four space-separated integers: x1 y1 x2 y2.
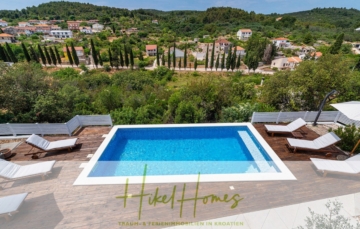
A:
329 124 360 153
103 64 111 72
79 63 88 72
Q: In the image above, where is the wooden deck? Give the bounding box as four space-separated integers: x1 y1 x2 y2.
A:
1 124 358 229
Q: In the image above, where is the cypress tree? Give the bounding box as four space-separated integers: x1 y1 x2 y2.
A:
0 44 8 62
112 24 116 34
119 48 124 68
21 42 31 62
108 48 113 68
329 33 344 55
38 44 46 65
205 44 209 70
112 48 119 69
65 44 73 66
226 45 232 71
98 52 103 66
124 45 129 68
221 51 225 71
167 46 171 68
231 53 236 72
55 47 61 65
172 43 176 69
70 42 79 67
161 52 165 66
5 43 17 63
156 47 160 67
184 43 187 69
44 46 52 65
194 58 197 70
129 47 134 69
178 57 181 70
4 49 11 63
210 40 215 70
236 54 241 70
49 46 57 66
215 53 220 71
90 39 98 68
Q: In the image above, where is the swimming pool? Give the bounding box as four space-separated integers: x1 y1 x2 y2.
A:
74 123 296 185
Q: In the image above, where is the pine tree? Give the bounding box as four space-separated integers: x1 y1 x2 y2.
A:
194 58 197 70
70 42 79 67
49 46 57 66
44 46 52 65
205 44 209 70
66 44 73 66
98 52 103 66
38 44 46 65
178 57 181 70
108 48 113 68
6 43 17 63
329 33 344 55
167 46 171 68
221 51 225 71
55 47 61 65
129 47 134 69
183 43 187 69
236 53 241 70
90 39 98 68
210 40 215 70
21 42 31 62
0 44 7 62
124 45 129 68
172 43 176 69
215 53 220 71
156 47 160 67
119 48 124 68
226 45 232 71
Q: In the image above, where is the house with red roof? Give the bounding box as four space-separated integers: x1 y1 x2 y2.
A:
0 19 8 27
271 56 302 70
232 46 246 56
273 37 291 48
146 45 157 56
0 33 16 43
215 39 231 53
237 29 252 40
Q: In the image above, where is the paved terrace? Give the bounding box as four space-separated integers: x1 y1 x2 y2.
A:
1 125 358 229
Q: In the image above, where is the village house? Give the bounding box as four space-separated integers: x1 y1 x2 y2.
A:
50 30 73 39
92 23 104 33
62 46 85 62
126 28 138 34
233 46 246 57
2 27 17 35
15 26 36 36
39 20 50 25
237 29 252 40
152 20 159 24
18 22 31 27
80 26 92 34
145 45 157 56
273 37 291 48
0 33 16 43
51 25 61 30
67 21 81 30
215 39 231 53
35 24 51 34
271 56 302 70
355 27 360 32
276 17 282 21
28 20 40 25
0 19 8 27
87 20 99 24
299 51 323 60
169 47 184 58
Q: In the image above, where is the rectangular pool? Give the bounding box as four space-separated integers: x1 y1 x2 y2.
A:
74 123 296 185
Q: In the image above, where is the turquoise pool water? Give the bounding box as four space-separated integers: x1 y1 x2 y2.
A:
88 126 280 177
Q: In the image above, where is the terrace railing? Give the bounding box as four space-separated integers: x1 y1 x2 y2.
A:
251 111 360 127
0 115 113 137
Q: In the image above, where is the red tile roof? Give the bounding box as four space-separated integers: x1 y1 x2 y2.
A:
215 39 230 44
274 37 288 41
62 47 84 52
0 33 14 37
239 29 252 32
146 45 157 50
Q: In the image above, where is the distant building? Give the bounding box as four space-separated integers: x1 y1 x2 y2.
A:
232 46 246 56
271 56 302 70
62 46 85 62
87 20 99 24
2 27 17 35
273 37 291 48
126 28 138 34
0 19 8 27
215 39 231 53
51 25 61 30
299 51 323 60
15 26 36 36
28 20 40 25
67 21 81 30
203 35 210 38
92 23 104 33
169 47 184 58
50 30 73 39
18 22 30 27
276 17 282 21
35 25 51 34
356 27 360 32
146 45 157 56
0 33 16 43
152 20 159 24
237 29 252 40
80 26 92 34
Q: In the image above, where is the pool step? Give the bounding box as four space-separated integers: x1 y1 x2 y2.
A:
238 131 276 173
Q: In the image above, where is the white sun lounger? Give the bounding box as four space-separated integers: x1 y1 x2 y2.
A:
311 154 360 177
25 134 78 158
265 118 307 136
0 159 56 181
286 132 341 153
0 193 28 221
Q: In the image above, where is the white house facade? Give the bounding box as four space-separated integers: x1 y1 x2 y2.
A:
237 29 252 40
146 45 157 56
50 30 73 39
80 26 93 34
92 23 104 32
0 20 8 27
273 37 291 48
0 33 16 43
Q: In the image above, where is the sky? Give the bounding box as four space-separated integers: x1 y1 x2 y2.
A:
1 0 359 14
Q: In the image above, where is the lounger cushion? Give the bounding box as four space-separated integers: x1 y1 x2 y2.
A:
287 132 340 150
0 193 28 216
287 118 307 131
265 118 306 133
26 134 50 150
264 125 290 132
0 159 55 179
287 138 318 149
310 158 356 173
47 139 77 150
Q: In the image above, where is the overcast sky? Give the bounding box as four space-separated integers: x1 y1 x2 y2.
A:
2 0 359 14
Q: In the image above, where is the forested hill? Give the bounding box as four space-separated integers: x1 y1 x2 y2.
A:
285 7 360 29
